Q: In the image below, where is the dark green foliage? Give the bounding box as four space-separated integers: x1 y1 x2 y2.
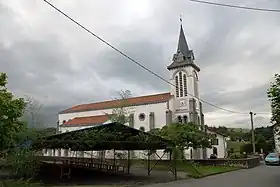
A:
159 122 213 149
0 73 26 154
6 148 39 178
149 122 213 159
267 74 280 125
0 179 41 187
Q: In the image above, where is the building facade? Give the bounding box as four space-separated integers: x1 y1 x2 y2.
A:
44 23 227 159
273 124 280 153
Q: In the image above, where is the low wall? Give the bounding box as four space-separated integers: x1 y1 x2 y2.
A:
184 157 260 168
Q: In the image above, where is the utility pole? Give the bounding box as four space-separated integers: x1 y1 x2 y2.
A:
249 111 256 155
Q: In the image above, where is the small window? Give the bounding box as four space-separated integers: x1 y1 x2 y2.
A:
138 113 145 121
211 139 219 145
139 126 145 132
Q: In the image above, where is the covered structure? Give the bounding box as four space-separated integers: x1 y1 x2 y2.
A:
33 122 177 179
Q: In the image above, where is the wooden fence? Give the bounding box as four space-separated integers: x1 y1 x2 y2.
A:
35 155 260 169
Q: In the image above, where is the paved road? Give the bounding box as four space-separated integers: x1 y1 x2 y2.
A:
146 164 280 187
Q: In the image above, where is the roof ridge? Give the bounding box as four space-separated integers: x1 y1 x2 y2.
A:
73 92 170 107
59 92 171 114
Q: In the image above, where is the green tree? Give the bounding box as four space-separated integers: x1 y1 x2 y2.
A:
150 122 213 159
0 73 26 155
267 74 280 125
108 89 134 124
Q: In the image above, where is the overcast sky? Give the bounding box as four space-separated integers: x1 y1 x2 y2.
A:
1 0 279 128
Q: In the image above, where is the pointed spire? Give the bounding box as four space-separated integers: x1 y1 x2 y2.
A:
177 18 190 58
167 17 199 71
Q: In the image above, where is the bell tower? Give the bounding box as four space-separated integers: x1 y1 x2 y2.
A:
167 21 201 125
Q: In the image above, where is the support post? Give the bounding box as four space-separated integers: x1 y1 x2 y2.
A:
113 149 116 171
172 150 177 180
250 111 256 155
127 150 130 174
148 151 151 176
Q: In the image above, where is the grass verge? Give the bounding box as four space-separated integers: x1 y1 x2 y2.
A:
188 165 241 178
133 161 241 179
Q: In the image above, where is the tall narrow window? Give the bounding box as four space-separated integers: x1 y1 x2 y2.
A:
175 75 179 97
183 74 187 96
179 72 183 97
193 71 199 97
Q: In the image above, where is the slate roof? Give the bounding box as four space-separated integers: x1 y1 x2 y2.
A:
167 24 200 72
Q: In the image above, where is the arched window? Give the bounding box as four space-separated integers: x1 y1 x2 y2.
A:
177 116 182 123
179 72 183 97
197 116 200 125
183 115 188 123
175 75 179 97
183 74 187 96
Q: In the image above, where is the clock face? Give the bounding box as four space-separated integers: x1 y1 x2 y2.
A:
179 99 186 108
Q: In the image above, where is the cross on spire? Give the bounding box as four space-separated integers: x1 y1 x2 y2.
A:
180 15 182 25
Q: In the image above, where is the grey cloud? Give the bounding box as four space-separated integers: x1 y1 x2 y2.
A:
231 116 271 129
201 83 270 113
1 0 279 127
94 39 169 92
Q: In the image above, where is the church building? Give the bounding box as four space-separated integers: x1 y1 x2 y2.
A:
47 23 227 159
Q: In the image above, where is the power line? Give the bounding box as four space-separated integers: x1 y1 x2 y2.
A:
189 0 280 13
43 0 255 115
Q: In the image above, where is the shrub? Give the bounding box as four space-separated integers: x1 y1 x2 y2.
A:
6 148 39 179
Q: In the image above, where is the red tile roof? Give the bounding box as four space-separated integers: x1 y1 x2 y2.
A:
59 92 171 114
62 115 109 126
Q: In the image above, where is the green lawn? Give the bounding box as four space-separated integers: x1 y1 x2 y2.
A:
133 161 241 178
0 181 123 187
58 186 123 187
192 165 240 178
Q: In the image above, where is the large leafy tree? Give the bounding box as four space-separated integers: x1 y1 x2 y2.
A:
267 74 280 125
149 122 213 159
0 73 26 154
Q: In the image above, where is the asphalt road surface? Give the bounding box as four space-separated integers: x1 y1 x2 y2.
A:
146 164 280 187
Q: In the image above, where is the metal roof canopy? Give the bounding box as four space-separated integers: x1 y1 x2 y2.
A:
32 122 173 151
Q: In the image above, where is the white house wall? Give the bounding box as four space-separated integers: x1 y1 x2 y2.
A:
274 125 280 153
206 132 227 159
